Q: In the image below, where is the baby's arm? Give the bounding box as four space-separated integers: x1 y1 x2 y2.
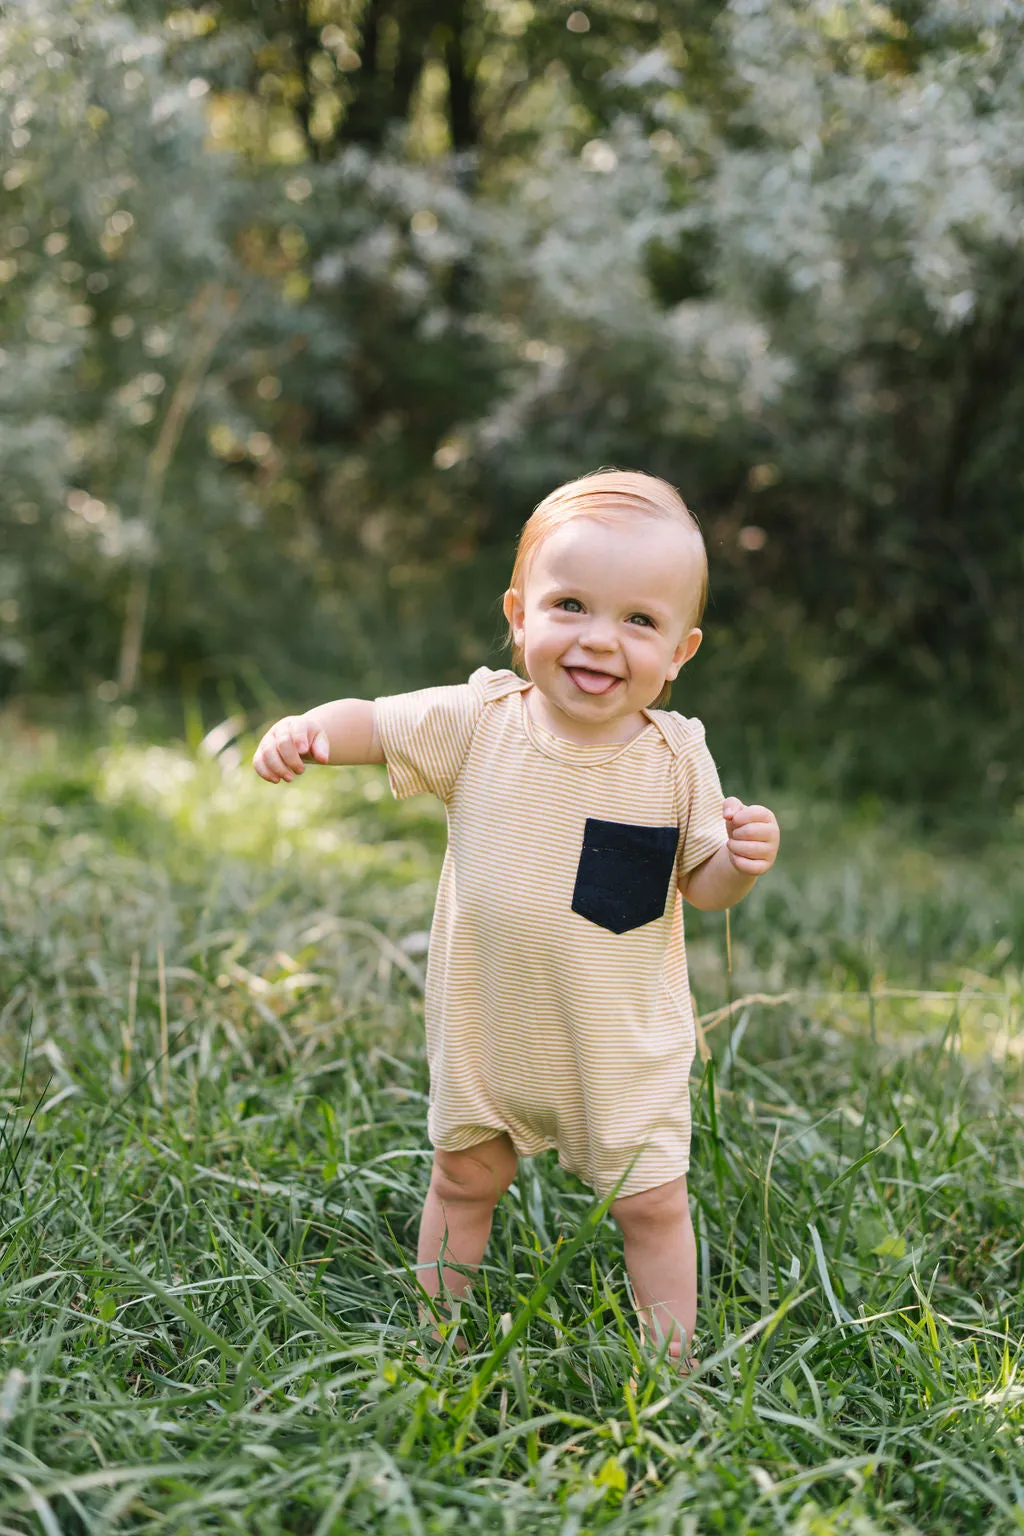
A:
683 796 779 911
252 699 384 782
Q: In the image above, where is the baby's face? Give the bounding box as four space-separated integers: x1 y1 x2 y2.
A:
504 514 704 743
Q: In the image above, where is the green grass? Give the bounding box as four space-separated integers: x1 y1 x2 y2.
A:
1 720 1023 1534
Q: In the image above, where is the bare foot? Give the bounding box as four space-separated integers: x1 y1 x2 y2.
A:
672 1349 698 1375
629 1342 697 1390
418 1304 469 1355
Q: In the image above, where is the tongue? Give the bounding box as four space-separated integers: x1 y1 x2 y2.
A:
568 667 620 695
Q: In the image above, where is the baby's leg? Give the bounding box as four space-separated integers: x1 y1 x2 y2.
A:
416 1134 518 1309
611 1175 696 1367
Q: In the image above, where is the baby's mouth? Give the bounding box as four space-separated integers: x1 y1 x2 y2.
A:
565 666 623 696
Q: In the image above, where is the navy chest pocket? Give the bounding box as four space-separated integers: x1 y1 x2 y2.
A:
571 818 680 935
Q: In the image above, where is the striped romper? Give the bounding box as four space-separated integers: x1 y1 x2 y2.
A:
375 667 727 1199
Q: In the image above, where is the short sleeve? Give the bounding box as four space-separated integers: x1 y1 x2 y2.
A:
672 717 728 876
374 680 484 802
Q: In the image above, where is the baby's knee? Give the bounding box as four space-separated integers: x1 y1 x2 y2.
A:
430 1135 518 1208
611 1174 690 1236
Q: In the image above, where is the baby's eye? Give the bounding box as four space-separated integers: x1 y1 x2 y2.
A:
627 613 656 628
555 598 584 613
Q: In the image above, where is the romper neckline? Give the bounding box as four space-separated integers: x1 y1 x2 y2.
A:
517 689 657 767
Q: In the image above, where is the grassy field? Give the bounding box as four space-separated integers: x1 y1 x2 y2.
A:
1 718 1023 1534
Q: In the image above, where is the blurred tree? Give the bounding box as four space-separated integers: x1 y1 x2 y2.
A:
0 0 261 697
693 0 1024 729
2 0 1021 803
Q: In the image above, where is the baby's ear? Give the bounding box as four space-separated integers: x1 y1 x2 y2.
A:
668 627 702 678
502 587 524 637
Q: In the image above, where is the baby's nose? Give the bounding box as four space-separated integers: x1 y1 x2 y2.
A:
581 619 618 650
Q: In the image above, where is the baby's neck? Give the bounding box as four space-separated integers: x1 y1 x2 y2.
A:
524 687 650 747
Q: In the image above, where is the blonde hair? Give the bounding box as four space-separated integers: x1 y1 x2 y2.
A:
506 468 707 710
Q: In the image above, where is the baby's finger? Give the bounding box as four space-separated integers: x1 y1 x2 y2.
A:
736 804 776 829
258 738 296 782
728 852 772 875
728 843 774 867
728 803 774 828
729 821 777 845
722 795 745 821
253 740 287 782
273 726 308 775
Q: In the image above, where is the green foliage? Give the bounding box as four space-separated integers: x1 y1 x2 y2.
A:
2 0 1022 803
1 724 1023 1531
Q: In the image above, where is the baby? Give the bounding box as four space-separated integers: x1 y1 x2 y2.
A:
253 469 780 1364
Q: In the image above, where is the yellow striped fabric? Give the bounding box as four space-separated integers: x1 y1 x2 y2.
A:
374 667 727 1199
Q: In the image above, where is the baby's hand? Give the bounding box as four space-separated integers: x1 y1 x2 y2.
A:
252 714 330 783
722 796 780 876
